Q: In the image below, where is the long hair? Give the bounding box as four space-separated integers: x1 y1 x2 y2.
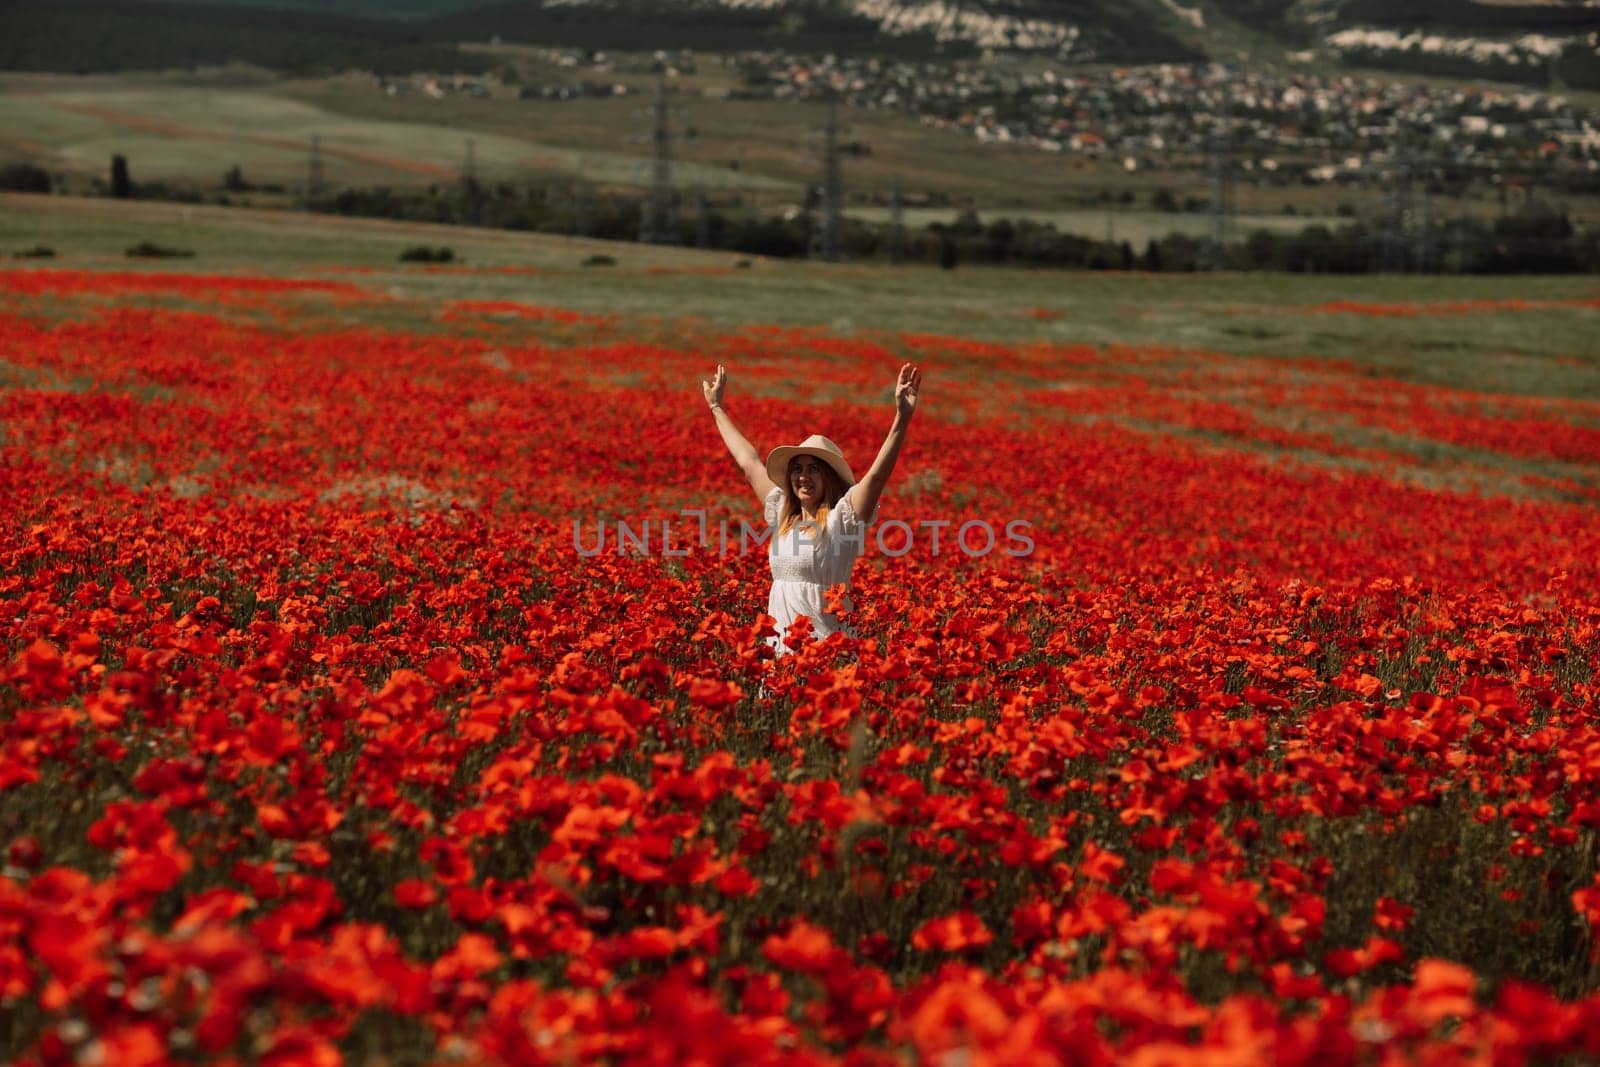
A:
779 462 848 543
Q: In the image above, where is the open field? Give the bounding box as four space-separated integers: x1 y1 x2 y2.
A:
846 206 1345 245
3 69 1121 209
0 75 789 193
275 71 1130 210
4 194 1597 398
4 197 1600 1063
10 68 1591 235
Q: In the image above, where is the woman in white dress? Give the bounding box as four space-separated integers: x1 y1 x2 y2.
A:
703 362 922 656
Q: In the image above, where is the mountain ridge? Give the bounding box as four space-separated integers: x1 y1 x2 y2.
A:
4 0 1595 86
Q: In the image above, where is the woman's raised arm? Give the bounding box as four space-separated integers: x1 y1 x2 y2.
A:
703 363 778 505
848 363 921 523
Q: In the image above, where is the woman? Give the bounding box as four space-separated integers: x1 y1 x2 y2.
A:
703 362 922 656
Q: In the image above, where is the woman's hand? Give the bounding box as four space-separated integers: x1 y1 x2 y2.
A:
703 364 776 502
702 363 727 410
894 362 922 420
847 364 921 524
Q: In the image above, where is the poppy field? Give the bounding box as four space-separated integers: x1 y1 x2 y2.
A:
3 262 1600 1065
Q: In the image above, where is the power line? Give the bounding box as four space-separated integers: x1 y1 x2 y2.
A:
571 157 590 238
888 177 904 266
640 73 673 244
1420 183 1437 273
816 91 844 263
1207 125 1231 271
1383 126 1413 273
461 138 480 226
693 187 710 248
306 135 324 208
1206 90 1232 271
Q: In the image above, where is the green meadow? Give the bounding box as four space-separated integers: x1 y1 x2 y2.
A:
2 192 1597 402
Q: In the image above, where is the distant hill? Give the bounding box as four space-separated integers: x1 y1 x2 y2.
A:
0 1 489 74
1291 0 1600 89
420 0 1208 63
3 0 1595 87
165 0 489 16
0 0 1209 69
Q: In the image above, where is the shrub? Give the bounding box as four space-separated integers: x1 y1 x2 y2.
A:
125 241 194 259
110 155 132 199
399 246 455 263
582 254 617 267
0 164 51 194
13 246 55 259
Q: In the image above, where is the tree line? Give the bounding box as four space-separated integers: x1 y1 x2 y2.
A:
313 180 1600 274
7 153 1594 273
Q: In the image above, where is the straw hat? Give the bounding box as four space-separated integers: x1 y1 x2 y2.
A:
765 434 856 489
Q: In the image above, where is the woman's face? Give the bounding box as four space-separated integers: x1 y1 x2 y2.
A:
789 456 828 509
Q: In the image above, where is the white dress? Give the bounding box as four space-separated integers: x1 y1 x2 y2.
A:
763 486 876 656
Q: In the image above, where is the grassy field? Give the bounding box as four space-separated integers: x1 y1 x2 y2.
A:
10 67 1589 235
276 71 1136 210
3 193 1597 401
0 74 790 193
846 205 1344 244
